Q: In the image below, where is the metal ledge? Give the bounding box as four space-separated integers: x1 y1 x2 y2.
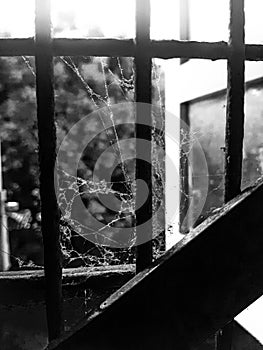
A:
0 265 135 306
47 178 263 349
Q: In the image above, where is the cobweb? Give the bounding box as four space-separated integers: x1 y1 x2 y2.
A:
54 56 166 267
0 55 202 270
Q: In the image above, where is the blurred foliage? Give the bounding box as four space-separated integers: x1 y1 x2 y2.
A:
0 52 165 269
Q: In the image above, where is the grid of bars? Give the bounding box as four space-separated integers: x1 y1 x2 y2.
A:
0 0 258 345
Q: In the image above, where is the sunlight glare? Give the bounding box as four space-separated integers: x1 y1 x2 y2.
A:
0 0 35 38
52 0 135 38
189 0 229 42
0 0 263 43
151 0 180 39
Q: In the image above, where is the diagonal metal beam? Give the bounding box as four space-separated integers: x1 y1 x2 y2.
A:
46 178 263 349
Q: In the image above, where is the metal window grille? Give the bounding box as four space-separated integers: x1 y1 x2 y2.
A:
0 0 258 344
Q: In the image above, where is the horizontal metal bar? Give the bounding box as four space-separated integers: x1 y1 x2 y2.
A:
245 44 263 60
53 38 136 57
0 38 228 59
151 40 229 59
0 38 35 56
0 38 136 56
1 38 263 61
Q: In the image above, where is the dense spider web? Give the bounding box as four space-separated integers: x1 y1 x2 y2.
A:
55 56 166 267
0 55 167 268
0 55 205 270
0 53 209 271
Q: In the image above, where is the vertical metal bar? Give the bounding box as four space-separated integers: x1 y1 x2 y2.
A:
220 0 245 348
35 0 63 341
180 103 190 234
135 0 153 273
224 0 245 203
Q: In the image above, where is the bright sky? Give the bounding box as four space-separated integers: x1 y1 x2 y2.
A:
0 0 262 42
0 0 180 39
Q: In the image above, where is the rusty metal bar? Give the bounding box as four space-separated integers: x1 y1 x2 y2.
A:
35 0 63 341
135 0 153 273
224 0 245 202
